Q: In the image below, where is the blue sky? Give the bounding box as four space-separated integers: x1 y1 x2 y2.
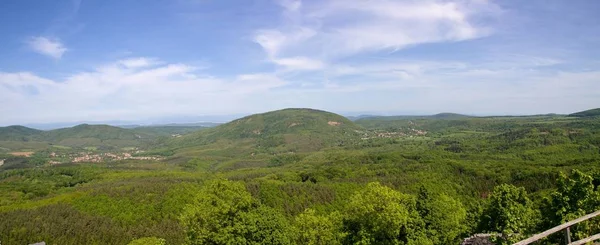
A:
1 0 599 125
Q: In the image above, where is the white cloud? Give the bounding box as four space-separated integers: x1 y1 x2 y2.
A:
0 58 287 124
26 36 68 59
254 27 316 58
252 0 496 74
273 56 325 70
254 0 495 60
1 57 599 124
118 57 161 68
276 0 301 12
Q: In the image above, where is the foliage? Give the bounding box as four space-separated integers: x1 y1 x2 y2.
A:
481 184 536 244
542 170 600 242
295 209 344 245
416 186 467 245
180 179 294 245
342 182 430 245
128 237 166 245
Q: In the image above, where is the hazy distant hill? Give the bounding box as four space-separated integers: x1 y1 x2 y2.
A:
569 108 600 117
131 126 207 136
355 112 472 121
119 122 221 129
172 108 362 152
430 113 471 119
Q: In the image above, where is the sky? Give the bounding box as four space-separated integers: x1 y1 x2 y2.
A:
1 0 599 125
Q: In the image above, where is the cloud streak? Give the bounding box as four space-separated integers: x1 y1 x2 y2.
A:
26 36 68 59
0 57 287 124
254 0 497 67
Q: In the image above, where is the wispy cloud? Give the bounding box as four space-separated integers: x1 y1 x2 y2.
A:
254 0 497 63
26 36 68 59
118 57 161 68
273 56 325 71
0 58 287 124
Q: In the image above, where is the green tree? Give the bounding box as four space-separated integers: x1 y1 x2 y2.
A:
542 170 600 241
481 184 536 244
128 237 166 245
180 179 293 245
342 182 431 245
416 186 467 245
295 209 344 245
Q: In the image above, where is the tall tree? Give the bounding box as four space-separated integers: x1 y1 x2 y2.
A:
416 186 467 245
481 184 536 244
295 209 344 245
179 179 293 245
542 170 600 241
342 182 431 245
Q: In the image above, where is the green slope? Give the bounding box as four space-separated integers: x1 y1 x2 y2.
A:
34 124 155 147
569 108 600 117
0 126 42 141
430 112 471 119
40 124 150 141
171 108 363 152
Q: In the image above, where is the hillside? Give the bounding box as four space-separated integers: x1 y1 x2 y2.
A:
430 112 471 119
40 124 149 141
172 108 363 152
0 126 42 141
569 108 600 117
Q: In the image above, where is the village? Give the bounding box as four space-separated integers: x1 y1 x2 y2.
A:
358 128 428 140
48 150 164 164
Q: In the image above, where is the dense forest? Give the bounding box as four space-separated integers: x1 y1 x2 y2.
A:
1 108 600 245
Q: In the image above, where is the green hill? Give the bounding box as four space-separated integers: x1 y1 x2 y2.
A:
430 113 471 119
33 124 154 147
0 126 42 141
40 124 149 141
0 123 209 151
569 108 600 117
172 108 363 152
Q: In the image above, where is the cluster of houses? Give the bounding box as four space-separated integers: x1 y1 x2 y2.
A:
49 151 163 164
359 128 428 140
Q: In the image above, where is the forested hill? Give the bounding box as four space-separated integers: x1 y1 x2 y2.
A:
40 124 151 141
0 125 42 141
431 112 471 119
170 108 363 151
569 108 600 117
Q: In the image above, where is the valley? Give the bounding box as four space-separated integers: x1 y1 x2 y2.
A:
0 108 600 245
